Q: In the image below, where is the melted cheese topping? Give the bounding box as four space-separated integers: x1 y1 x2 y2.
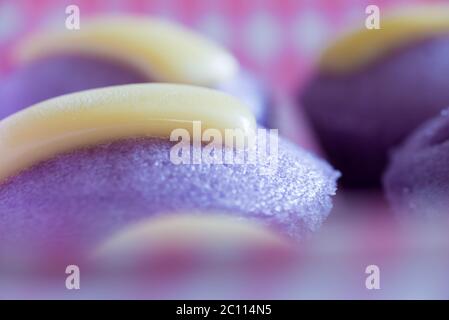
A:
16 16 239 86
93 214 290 259
320 5 449 74
0 83 256 182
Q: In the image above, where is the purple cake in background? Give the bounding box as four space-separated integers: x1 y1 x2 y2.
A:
0 16 271 125
300 7 449 188
0 55 149 120
384 108 449 219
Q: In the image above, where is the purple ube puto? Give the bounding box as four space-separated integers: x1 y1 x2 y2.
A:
383 108 449 219
0 136 339 257
301 36 449 188
0 54 271 125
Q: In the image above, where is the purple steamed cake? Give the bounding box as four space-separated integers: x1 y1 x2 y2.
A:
0 137 339 255
0 54 149 119
301 35 449 188
383 108 449 219
0 54 271 124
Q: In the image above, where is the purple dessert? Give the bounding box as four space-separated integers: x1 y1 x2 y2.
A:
0 55 149 119
301 35 449 188
0 54 271 124
0 136 339 261
1 16 273 123
383 109 449 218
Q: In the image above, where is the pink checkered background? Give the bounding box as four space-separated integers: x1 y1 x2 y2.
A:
0 0 443 94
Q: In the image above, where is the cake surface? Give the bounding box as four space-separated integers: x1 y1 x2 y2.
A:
384 109 449 218
0 84 339 262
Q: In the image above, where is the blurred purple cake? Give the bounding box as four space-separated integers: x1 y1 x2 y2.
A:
0 84 339 265
301 6 449 187
0 16 271 125
0 55 149 119
384 108 449 219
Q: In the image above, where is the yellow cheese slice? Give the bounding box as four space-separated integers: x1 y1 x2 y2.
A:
93 213 291 260
0 83 256 182
320 5 449 74
17 16 239 86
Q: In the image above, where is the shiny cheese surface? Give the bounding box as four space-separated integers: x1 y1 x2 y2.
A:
17 16 239 86
0 83 256 182
319 5 449 74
